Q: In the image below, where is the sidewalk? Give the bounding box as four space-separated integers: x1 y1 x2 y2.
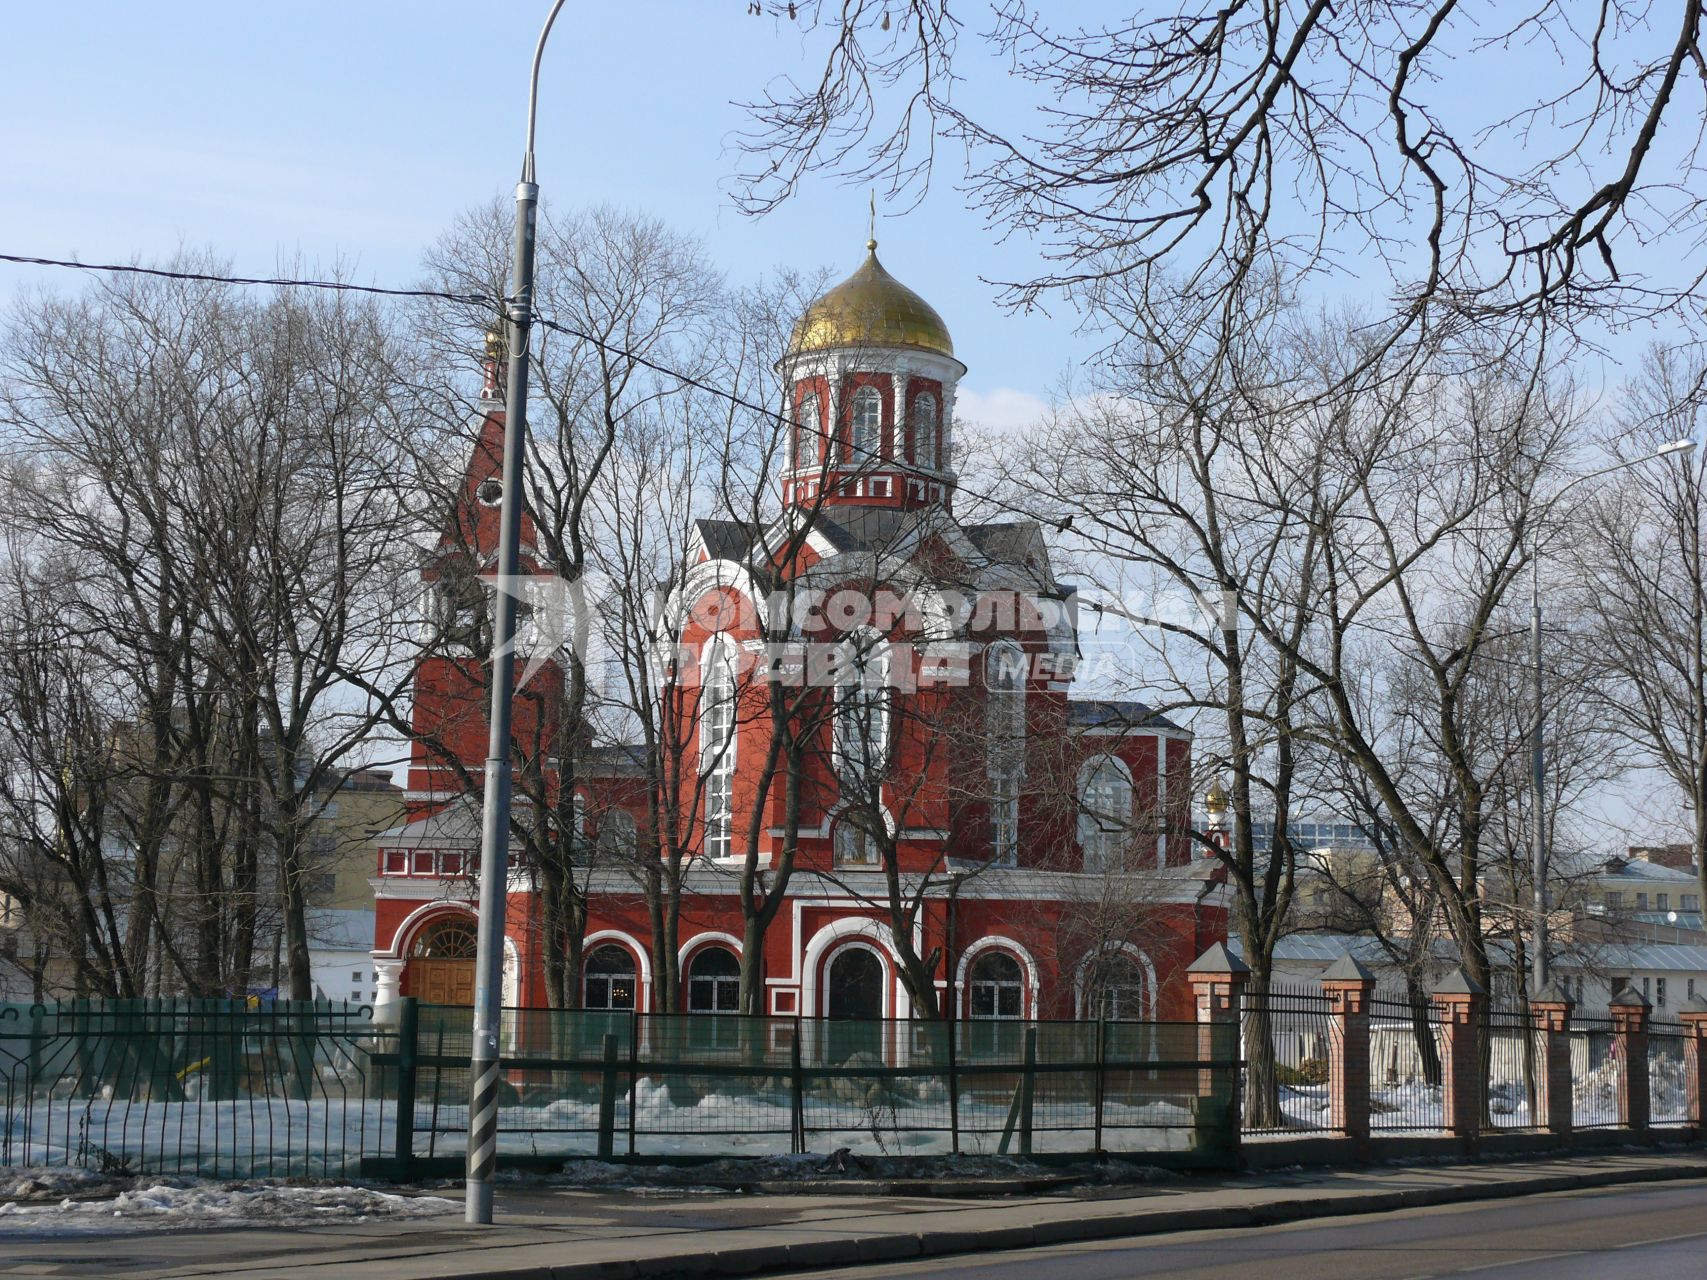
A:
11 1149 1707 1280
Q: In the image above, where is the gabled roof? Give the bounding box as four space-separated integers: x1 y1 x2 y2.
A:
694 518 758 563
584 742 647 777
375 798 525 850
1068 699 1186 733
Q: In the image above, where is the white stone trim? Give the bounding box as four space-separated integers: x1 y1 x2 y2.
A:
799 917 906 1019
584 928 654 1013
954 935 1041 1019
1072 943 1159 1021
678 930 744 969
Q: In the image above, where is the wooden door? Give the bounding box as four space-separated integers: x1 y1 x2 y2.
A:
407 958 476 1006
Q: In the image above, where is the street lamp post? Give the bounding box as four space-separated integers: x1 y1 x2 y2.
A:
1529 438 1696 995
466 0 569 1228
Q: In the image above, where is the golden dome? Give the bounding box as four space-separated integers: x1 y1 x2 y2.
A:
788 241 955 359
1204 776 1231 813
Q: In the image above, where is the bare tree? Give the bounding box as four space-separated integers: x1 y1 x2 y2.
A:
1577 345 1707 916
739 2 1707 346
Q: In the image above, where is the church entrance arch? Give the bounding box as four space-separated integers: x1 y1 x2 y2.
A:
824 945 886 1063
403 916 478 1006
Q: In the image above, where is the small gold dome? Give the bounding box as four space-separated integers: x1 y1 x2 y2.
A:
788 242 955 359
1204 776 1231 813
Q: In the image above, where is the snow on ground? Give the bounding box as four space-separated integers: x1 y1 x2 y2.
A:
0 1178 457 1236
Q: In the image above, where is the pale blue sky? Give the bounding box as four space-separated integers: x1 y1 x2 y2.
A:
0 2 1069 428
0 3 1680 850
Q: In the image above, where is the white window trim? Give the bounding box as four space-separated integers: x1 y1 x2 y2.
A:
1076 754 1135 873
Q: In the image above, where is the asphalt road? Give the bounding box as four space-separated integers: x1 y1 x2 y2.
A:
787 1180 1707 1280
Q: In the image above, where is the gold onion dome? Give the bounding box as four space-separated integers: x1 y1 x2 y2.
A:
787 239 955 359
1204 776 1231 813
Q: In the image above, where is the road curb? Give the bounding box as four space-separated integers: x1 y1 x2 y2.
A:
532 1160 1707 1280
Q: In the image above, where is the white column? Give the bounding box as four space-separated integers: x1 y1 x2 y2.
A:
372 956 405 1022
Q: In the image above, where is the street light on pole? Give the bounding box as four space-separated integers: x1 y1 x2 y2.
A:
1529 437 1696 996
466 0 569 1227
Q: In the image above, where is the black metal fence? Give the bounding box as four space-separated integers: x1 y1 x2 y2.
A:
1571 1019 1622 1129
1483 1007 1540 1131
1367 995 1445 1132
1649 1022 1690 1126
0 1000 398 1177
1241 984 1337 1134
0 1000 1239 1179
391 1003 1236 1172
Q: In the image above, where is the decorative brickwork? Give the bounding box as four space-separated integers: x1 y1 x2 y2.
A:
1322 954 1376 1149
1609 987 1651 1133
1432 970 1485 1144
1529 984 1575 1137
1680 997 1707 1128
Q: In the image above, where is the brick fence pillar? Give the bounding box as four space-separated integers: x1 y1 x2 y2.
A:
1432 969 1486 1149
1321 953 1376 1153
1529 983 1575 1139
1188 942 1249 1156
1609 986 1651 1134
1680 997 1707 1130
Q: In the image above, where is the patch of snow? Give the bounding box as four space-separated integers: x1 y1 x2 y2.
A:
0 1181 456 1236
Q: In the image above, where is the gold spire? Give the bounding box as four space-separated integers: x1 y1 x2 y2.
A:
786 235 955 359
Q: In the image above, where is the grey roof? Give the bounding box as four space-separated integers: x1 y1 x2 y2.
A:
307 908 376 952
1598 857 1699 883
1276 931 1707 975
1068 699 1186 733
1322 953 1377 984
695 518 758 562
584 742 647 776
964 521 1043 567
375 799 525 850
1436 968 1486 996
1187 942 1250 975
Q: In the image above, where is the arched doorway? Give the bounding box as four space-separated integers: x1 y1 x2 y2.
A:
825 945 885 1063
826 946 884 1020
404 917 478 1006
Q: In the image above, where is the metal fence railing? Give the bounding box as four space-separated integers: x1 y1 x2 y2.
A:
1483 1007 1540 1131
1649 1022 1690 1126
1368 995 1445 1132
1240 984 1338 1133
0 999 398 1178
1571 1019 1622 1129
399 1005 1236 1167
0 999 1239 1178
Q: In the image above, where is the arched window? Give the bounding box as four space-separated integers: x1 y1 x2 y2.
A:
1085 952 1149 1021
1078 756 1134 872
701 638 736 859
583 944 637 1010
832 810 885 868
410 918 478 959
910 393 938 469
794 392 821 470
968 951 1024 1019
986 640 1026 866
686 946 741 1014
848 385 882 465
835 631 890 787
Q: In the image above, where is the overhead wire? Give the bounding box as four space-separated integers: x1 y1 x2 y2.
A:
0 249 1568 660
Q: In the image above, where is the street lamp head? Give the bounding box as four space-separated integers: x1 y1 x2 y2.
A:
1658 439 1697 456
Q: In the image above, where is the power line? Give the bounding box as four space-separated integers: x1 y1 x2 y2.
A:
0 249 1049 525
0 253 492 307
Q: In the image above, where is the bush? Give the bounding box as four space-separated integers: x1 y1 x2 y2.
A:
1275 1057 1329 1087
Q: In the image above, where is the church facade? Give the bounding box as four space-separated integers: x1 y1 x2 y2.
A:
368 240 1228 1025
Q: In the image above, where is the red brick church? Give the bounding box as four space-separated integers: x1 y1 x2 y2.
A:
369 238 1228 1025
